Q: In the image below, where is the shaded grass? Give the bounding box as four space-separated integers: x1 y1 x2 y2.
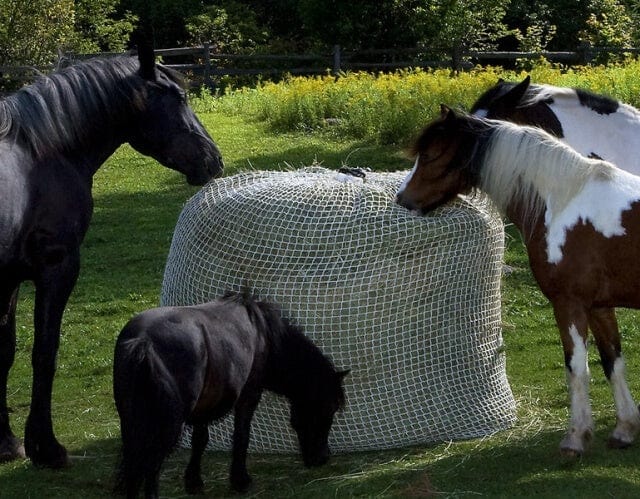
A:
3 102 640 497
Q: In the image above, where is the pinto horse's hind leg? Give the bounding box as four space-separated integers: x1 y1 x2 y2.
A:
24 255 80 468
553 301 593 456
184 424 209 494
589 308 640 448
0 286 26 462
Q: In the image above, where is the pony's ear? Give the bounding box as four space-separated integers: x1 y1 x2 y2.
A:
337 369 350 380
137 42 156 81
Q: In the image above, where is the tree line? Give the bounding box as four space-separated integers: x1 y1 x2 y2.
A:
0 0 638 69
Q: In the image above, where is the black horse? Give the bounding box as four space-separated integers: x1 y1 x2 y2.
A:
113 291 348 498
0 49 224 468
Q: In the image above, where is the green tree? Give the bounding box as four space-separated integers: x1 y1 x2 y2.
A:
185 1 268 52
0 0 136 66
0 0 75 65
73 0 137 53
119 0 203 47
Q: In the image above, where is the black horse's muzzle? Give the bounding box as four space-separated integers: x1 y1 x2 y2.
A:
186 150 224 186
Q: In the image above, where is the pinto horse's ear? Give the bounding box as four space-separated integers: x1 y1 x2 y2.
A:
337 369 351 380
497 75 531 108
137 41 156 81
440 104 456 120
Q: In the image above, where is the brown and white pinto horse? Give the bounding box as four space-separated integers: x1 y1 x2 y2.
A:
396 106 640 457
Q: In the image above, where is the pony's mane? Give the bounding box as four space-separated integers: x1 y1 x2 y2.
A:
479 118 616 219
220 291 342 400
0 56 180 160
220 291 300 350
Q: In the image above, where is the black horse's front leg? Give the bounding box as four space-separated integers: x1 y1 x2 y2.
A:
230 387 262 492
0 286 25 462
24 253 80 468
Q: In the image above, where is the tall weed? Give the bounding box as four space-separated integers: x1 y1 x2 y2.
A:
208 58 640 145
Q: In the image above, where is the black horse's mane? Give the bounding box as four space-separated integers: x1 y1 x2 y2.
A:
0 55 183 160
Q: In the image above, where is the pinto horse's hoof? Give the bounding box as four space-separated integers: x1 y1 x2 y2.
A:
607 436 633 449
559 447 583 458
0 435 26 463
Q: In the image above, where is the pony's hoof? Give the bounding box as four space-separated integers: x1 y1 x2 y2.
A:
230 473 252 493
607 436 633 449
0 435 26 463
184 475 205 495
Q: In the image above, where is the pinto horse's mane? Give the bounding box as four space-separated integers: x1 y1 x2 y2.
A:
519 83 576 107
0 56 183 160
478 118 617 218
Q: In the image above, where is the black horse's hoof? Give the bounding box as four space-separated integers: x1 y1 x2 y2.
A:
0 435 26 463
26 440 69 469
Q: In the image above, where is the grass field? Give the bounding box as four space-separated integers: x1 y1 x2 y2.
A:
3 71 640 497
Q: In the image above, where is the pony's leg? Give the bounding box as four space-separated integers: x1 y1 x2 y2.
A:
553 301 593 456
589 308 640 448
24 255 80 468
0 286 25 462
230 388 263 492
184 424 209 494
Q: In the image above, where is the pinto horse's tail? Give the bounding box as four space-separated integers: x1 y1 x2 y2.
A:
113 328 184 497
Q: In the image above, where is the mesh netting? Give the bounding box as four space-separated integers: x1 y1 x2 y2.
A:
161 166 515 453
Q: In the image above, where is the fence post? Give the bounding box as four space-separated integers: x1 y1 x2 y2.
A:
577 42 593 64
333 44 341 75
203 42 213 89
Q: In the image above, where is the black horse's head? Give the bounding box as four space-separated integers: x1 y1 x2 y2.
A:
127 47 223 185
289 368 348 467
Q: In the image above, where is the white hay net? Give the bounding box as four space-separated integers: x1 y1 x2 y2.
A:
161 166 515 453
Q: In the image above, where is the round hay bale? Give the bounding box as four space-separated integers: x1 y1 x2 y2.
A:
161 166 515 452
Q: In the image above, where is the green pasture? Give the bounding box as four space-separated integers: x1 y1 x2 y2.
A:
3 63 640 497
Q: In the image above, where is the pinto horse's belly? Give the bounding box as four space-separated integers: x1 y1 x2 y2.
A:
537 200 640 309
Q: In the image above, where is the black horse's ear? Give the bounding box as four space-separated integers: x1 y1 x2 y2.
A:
137 42 156 81
337 369 350 380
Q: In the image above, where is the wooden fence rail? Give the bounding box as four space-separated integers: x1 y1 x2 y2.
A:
2 44 639 90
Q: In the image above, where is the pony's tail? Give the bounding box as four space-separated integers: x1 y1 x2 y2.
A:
113 330 184 497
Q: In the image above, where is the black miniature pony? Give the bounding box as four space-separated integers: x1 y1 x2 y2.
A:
113 291 348 498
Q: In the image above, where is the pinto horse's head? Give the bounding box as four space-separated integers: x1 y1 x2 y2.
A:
127 47 223 185
289 368 348 468
396 106 488 214
470 76 564 138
